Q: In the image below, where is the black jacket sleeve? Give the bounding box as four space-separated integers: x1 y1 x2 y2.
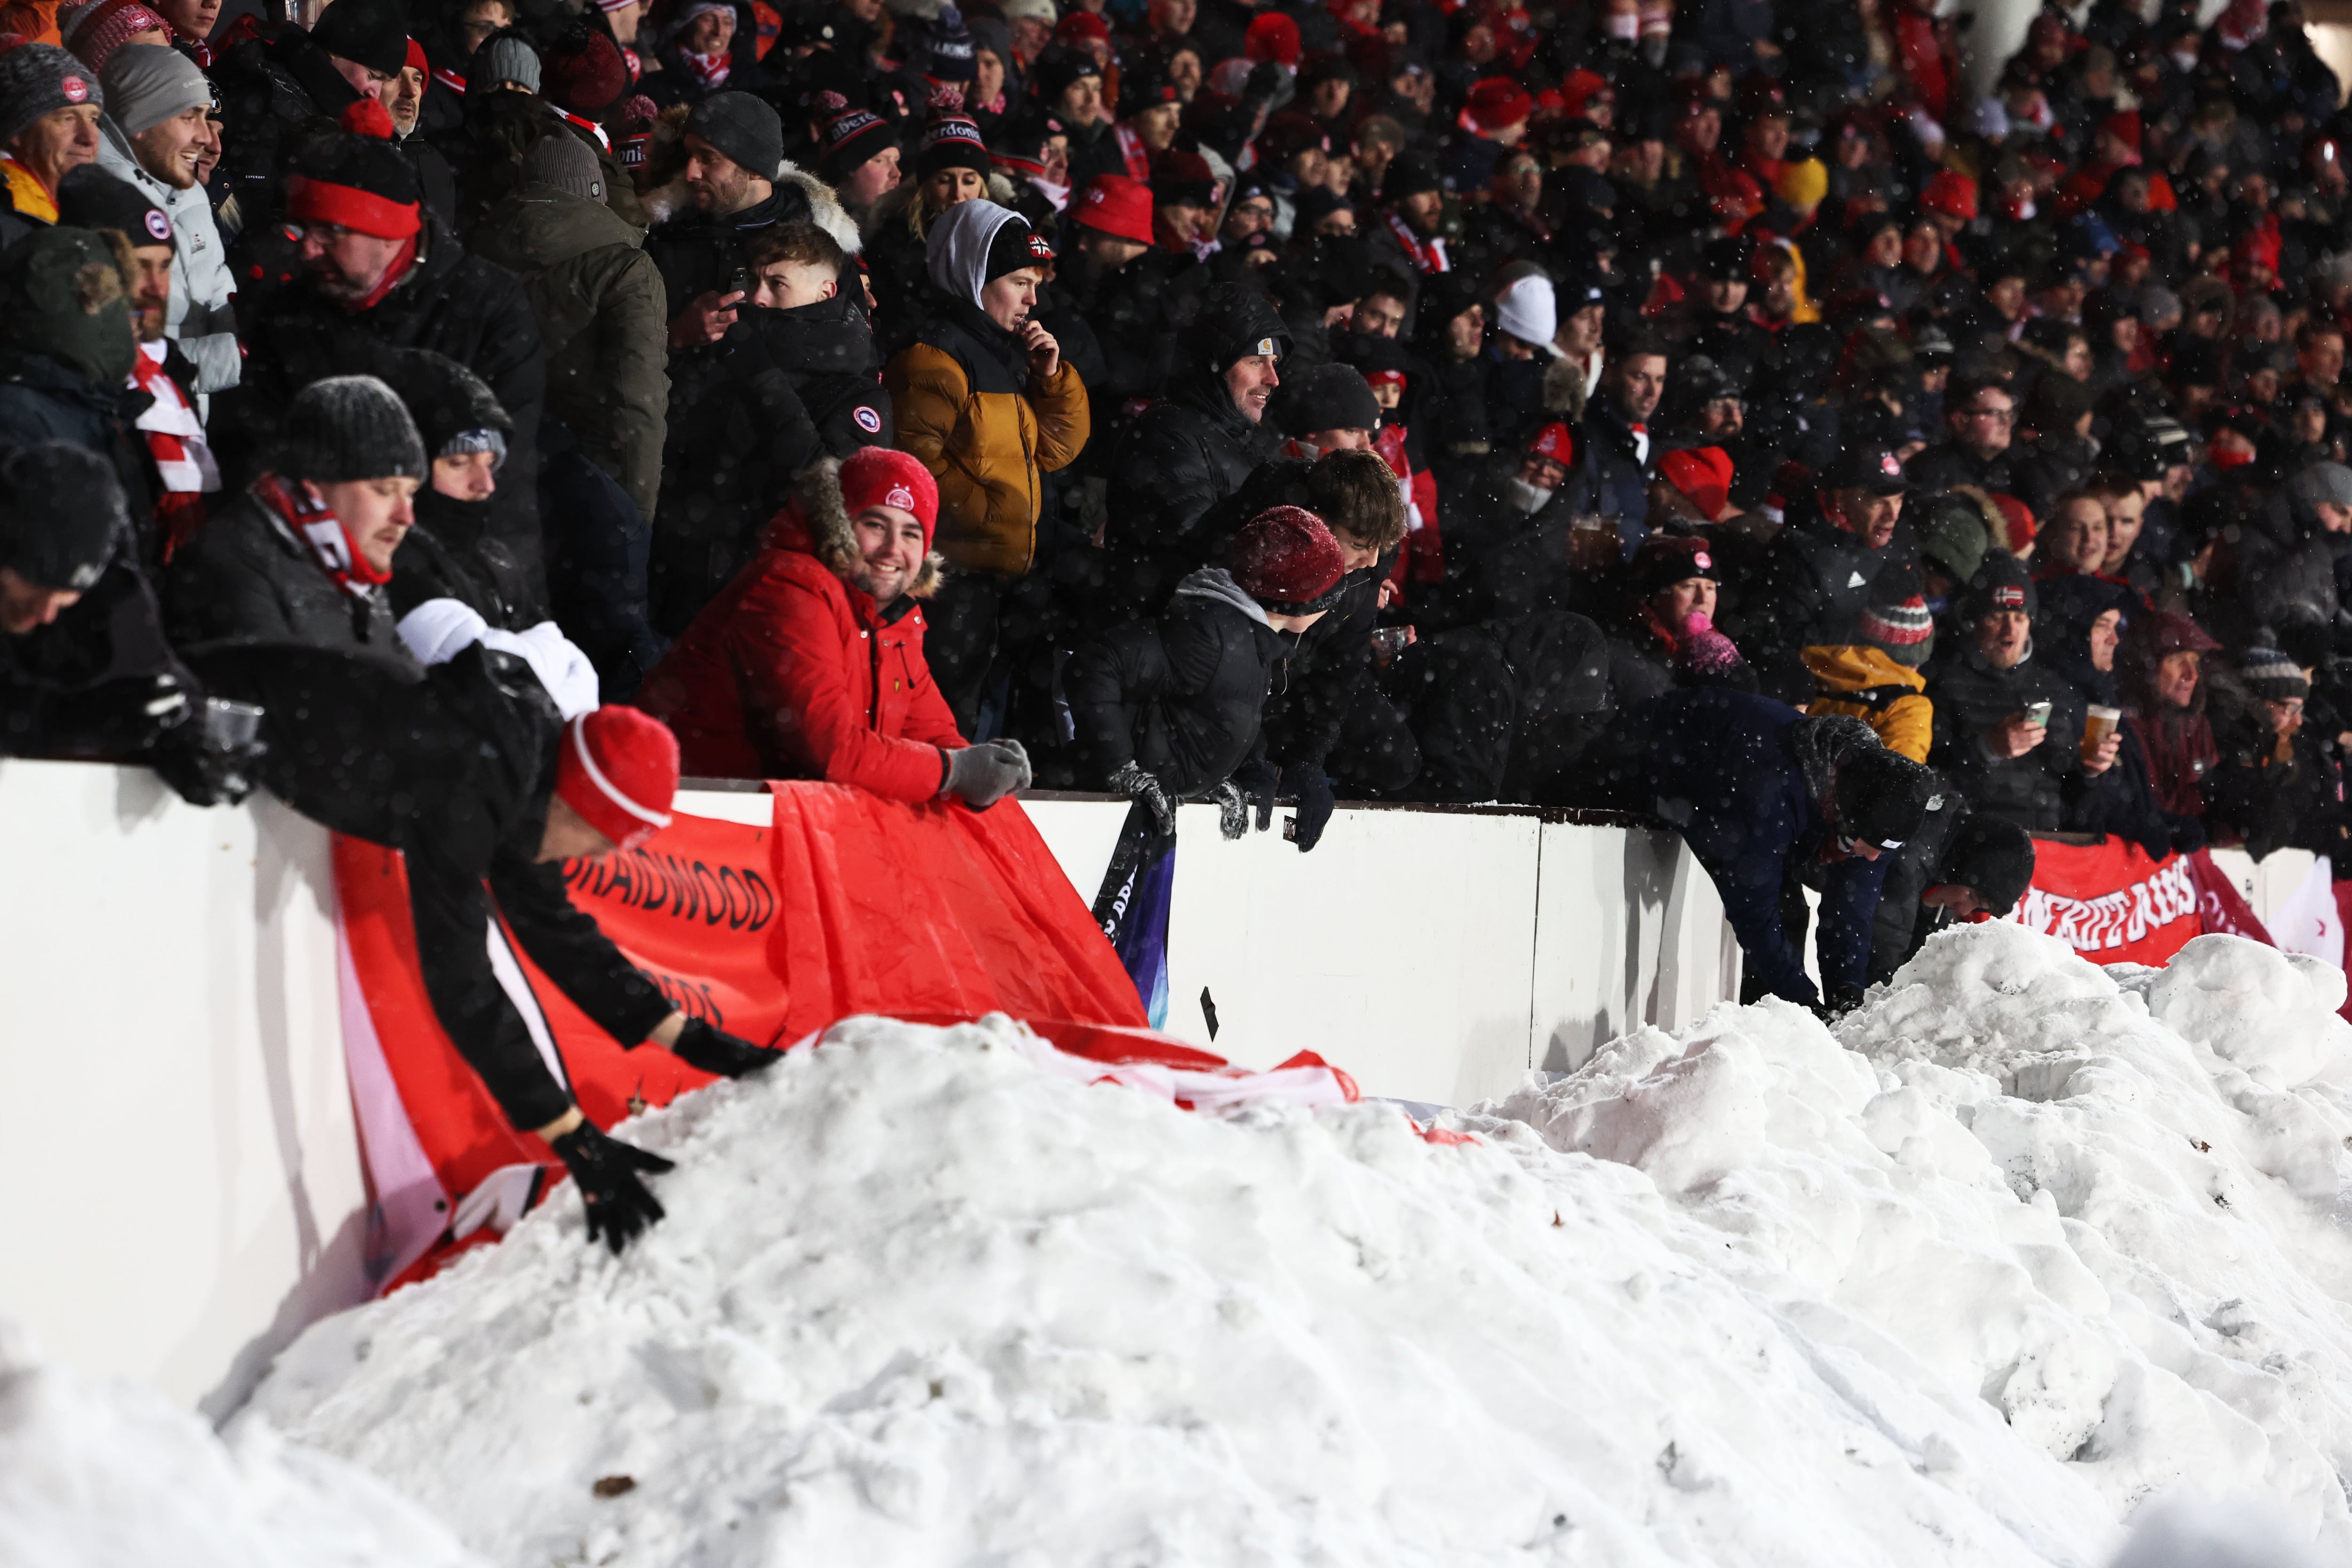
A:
403 821 579 1133
1067 622 1168 782
487 853 678 1049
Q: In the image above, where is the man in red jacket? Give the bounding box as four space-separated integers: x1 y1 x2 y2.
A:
636 446 1032 807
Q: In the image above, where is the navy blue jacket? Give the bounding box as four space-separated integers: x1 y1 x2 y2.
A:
1645 687 1893 1003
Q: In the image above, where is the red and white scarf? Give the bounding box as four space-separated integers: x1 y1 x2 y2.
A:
1114 122 1150 180
557 108 611 151
129 342 219 561
253 473 390 599
675 47 731 89
1384 210 1448 272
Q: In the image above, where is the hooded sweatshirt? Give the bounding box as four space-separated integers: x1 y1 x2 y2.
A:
883 199 1091 578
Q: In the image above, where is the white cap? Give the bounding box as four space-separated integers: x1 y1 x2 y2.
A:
1495 273 1557 351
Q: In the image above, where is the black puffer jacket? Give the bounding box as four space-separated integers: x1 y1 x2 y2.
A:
186 642 674 1133
1728 507 1917 701
164 489 414 669
2224 485 2344 644
1103 370 1284 618
0 557 194 759
231 217 549 578
1067 566 1284 798
1923 646 2085 831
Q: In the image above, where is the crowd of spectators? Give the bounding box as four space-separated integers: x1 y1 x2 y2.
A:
4 0 2352 1001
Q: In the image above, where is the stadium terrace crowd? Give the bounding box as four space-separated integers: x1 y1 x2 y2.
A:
2 0 2351 1166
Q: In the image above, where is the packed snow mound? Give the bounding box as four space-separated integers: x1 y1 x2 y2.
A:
0 1317 483 1568
239 929 2352 1567
1483 921 2352 1555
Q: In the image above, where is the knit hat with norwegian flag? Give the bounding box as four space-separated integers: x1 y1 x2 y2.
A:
554 706 679 852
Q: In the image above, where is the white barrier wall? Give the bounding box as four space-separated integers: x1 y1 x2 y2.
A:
0 768 1812 1413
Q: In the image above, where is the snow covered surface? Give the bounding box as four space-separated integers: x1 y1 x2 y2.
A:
234 923 2352 1566
0 1316 483 1568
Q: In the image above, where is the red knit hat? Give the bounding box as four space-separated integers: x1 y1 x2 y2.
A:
542 30 629 115
554 707 678 851
1074 173 1153 245
1245 11 1301 65
1658 446 1734 521
1920 168 1977 220
286 100 421 238
405 35 426 73
839 447 939 547
1464 77 1531 133
1054 10 1109 45
1231 505 1344 612
1526 422 1574 465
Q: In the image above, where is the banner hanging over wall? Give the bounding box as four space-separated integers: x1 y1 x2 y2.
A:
2014 837 2211 967
335 786 1150 1290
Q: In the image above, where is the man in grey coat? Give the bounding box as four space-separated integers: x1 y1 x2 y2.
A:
95 45 238 396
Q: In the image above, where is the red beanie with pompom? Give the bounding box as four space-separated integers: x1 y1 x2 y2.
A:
1232 505 1345 612
838 447 940 548
554 706 678 851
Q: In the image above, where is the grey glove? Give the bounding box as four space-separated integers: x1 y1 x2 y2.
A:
1107 759 1175 836
1211 780 1252 840
943 739 1032 810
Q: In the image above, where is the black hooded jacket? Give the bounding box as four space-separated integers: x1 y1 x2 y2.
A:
1103 368 1285 618
185 641 675 1132
1067 566 1285 797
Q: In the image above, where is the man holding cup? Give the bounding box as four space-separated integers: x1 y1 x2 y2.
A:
1923 554 2110 831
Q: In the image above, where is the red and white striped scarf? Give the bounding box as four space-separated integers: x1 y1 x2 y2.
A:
129 342 218 561
1384 210 1448 272
1114 123 1150 179
252 473 390 600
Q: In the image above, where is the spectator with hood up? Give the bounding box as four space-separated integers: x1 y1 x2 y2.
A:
1102 282 1293 619
636 447 1030 811
887 199 1090 733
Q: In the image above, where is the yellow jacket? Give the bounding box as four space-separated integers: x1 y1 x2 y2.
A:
1 155 56 224
1803 644 1932 763
885 318 1089 579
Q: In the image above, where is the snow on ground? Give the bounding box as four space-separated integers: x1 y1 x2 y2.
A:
234 923 2352 1567
0 1316 484 1568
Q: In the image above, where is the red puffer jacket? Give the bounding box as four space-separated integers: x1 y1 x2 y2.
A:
635 468 965 798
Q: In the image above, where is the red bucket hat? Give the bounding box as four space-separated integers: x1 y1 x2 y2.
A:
1074 173 1154 246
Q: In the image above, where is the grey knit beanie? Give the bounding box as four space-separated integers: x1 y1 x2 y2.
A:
0 44 104 151
98 43 206 139
521 132 604 203
273 376 428 483
2289 461 2352 512
469 33 542 95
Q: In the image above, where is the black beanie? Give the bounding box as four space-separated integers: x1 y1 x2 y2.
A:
0 442 123 592
273 375 429 484
1963 552 2039 624
309 0 410 79
1276 362 1380 438
1943 813 2035 916
56 164 172 250
982 214 1049 283
377 347 512 457
1835 745 1936 850
1195 282 1292 372
918 112 992 180
684 91 783 178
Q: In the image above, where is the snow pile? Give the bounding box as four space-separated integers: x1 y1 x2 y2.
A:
0 1317 483 1568
237 925 2352 1566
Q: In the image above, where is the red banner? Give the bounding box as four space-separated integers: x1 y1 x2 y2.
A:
2016 836 2204 966
335 786 1149 1288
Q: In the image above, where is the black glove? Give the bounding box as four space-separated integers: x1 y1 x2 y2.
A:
668 1015 782 1077
1822 983 1867 1019
943 739 1031 810
65 672 194 755
2168 813 2207 855
1231 756 1279 833
1107 759 1176 836
548 1120 675 1255
148 721 264 807
1287 765 1335 852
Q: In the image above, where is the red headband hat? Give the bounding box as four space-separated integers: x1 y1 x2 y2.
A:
553 706 679 851
285 99 422 239
839 446 940 547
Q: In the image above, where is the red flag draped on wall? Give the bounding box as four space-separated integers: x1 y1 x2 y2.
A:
336 785 1148 1289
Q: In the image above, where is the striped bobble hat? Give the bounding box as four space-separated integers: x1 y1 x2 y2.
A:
1859 589 1936 668
2239 641 2310 701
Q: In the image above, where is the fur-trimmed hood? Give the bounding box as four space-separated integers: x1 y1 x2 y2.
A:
769 457 945 601
637 102 860 253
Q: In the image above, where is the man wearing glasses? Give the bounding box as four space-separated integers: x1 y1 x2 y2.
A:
1906 378 2020 496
